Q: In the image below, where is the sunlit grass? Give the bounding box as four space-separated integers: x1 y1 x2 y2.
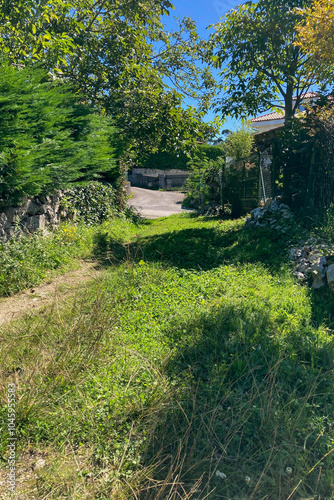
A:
1 214 334 499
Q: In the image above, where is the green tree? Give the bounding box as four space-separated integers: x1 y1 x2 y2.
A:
208 0 319 127
207 0 323 204
225 124 254 164
0 62 117 205
0 1 218 163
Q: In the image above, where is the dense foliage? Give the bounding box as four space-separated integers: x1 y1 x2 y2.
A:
63 181 139 226
208 0 319 125
296 0 334 82
273 96 334 213
0 0 218 164
0 63 118 206
185 126 256 215
141 143 227 171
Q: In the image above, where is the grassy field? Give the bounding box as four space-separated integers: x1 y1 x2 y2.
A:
1 214 334 499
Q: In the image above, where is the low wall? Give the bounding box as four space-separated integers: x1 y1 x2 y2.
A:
128 169 189 190
0 191 67 242
131 168 189 176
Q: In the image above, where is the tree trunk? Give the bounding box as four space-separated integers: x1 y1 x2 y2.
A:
282 82 294 206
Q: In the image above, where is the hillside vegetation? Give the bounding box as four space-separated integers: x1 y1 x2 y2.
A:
1 214 334 499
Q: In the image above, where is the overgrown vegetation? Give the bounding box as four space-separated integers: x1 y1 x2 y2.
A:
0 223 94 296
1 214 334 499
0 181 139 296
273 97 334 214
185 125 256 216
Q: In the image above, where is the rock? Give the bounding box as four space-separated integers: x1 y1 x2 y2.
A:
297 260 311 274
26 201 40 216
34 458 46 470
25 215 46 231
311 256 327 289
5 207 18 223
294 272 306 281
270 200 279 211
251 208 261 217
0 212 10 229
327 264 334 292
288 249 296 261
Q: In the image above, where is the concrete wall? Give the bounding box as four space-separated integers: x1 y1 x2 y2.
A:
128 169 189 190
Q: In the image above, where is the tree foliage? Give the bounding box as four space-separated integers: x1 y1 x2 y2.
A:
273 96 334 212
208 0 319 125
225 124 255 164
0 62 117 206
0 0 218 162
295 0 334 81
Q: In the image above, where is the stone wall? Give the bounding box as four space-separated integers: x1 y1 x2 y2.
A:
0 191 66 241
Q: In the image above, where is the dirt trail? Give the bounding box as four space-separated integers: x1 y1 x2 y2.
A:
0 261 102 327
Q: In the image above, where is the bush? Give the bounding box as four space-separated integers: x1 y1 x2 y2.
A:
63 181 141 225
273 96 334 211
0 61 119 206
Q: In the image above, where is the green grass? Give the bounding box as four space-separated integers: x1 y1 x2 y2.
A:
0 223 96 296
1 214 334 499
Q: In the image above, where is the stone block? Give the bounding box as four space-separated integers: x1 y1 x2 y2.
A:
5 207 18 223
311 256 327 289
25 215 46 231
26 201 40 216
327 264 334 292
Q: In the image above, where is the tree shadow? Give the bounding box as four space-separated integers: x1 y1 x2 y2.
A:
93 224 291 272
138 300 334 500
309 286 334 330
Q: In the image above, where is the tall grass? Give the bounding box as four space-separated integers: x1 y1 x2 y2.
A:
0 224 96 296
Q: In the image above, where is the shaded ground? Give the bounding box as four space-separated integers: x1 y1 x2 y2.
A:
127 186 191 218
0 261 101 327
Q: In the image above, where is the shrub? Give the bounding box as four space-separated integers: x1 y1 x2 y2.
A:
63 181 140 226
185 125 256 215
0 61 119 206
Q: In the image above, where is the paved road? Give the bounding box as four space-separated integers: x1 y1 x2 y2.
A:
127 187 191 219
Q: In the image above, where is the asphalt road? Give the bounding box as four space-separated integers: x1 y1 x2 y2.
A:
127 187 191 219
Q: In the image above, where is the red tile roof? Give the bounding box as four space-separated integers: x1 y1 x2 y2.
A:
251 111 285 123
251 93 320 123
292 91 319 100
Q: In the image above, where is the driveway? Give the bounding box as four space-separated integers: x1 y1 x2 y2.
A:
127 187 191 219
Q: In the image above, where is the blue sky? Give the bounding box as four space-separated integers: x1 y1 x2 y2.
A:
161 0 244 135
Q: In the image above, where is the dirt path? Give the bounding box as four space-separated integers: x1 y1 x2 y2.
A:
0 261 102 327
127 186 192 218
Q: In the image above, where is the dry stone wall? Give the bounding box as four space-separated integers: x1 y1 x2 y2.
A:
0 191 67 241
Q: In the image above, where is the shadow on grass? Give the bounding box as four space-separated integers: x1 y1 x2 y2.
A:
309 286 334 330
93 224 292 272
138 300 334 500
